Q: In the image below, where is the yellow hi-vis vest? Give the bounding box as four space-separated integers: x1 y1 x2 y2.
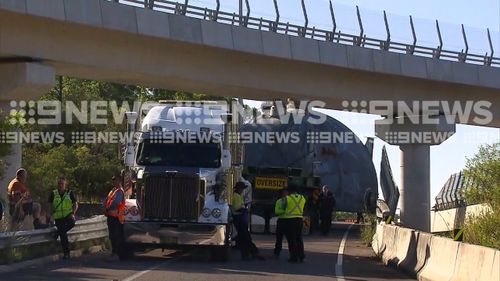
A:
231 193 244 215
52 190 73 220
282 194 305 219
275 198 287 219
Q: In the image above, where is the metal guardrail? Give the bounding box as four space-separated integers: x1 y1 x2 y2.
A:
0 216 108 250
113 0 499 67
434 172 473 211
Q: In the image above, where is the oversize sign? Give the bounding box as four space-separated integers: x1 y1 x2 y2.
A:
254 177 288 190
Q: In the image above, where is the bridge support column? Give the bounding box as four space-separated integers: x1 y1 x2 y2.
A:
0 62 55 204
375 115 456 232
399 144 430 231
0 101 22 205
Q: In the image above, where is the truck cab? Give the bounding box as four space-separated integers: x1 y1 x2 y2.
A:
121 101 242 261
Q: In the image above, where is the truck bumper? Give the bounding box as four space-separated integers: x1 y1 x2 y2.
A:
123 222 227 247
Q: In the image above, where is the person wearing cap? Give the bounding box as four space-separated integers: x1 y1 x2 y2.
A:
105 174 126 260
232 182 262 260
273 188 288 258
48 176 78 259
277 184 306 263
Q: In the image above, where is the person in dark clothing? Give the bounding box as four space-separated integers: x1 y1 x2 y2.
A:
307 188 320 234
48 177 78 259
232 182 263 260
319 185 335 236
233 185 250 250
356 212 364 224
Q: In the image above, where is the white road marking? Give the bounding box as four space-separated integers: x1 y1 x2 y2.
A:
335 224 353 281
122 258 175 281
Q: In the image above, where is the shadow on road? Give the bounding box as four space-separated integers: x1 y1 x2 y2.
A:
2 225 414 281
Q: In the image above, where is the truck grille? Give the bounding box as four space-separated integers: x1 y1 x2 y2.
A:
143 173 201 221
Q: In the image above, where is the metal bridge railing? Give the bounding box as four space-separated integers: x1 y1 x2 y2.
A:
112 0 499 68
0 216 108 250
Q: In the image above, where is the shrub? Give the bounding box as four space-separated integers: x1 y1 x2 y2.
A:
360 214 377 246
462 143 499 249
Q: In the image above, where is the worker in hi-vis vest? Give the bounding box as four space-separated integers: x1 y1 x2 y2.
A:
48 176 78 259
273 188 289 258
105 174 126 260
232 182 263 260
276 184 306 263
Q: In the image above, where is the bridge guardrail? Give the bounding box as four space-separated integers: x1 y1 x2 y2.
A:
0 215 108 250
114 0 499 68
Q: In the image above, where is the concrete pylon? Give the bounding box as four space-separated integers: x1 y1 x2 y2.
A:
375 115 456 232
0 102 21 204
400 144 430 231
0 62 55 203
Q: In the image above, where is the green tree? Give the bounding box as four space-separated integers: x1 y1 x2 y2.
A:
463 143 500 207
0 110 16 180
463 143 500 249
24 144 120 202
22 76 232 202
22 77 137 201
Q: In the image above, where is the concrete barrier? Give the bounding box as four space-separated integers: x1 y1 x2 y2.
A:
431 204 490 233
492 250 500 281
413 231 432 273
417 236 460 281
371 223 384 255
381 225 398 265
374 224 499 281
393 227 416 272
451 243 498 281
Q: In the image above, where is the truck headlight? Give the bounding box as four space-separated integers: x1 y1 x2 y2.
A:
202 208 211 218
211 208 222 218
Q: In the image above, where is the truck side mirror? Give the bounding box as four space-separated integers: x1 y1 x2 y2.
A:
221 149 231 169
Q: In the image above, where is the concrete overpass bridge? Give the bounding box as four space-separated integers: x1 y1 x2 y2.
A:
0 0 499 232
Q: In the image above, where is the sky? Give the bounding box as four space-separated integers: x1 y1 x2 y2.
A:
189 0 500 53
200 0 500 205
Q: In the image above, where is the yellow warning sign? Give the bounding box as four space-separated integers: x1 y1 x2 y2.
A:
255 177 288 190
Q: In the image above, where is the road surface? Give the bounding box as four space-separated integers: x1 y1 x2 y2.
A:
2 224 415 281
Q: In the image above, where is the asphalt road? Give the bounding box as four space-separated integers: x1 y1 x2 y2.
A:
2 224 415 281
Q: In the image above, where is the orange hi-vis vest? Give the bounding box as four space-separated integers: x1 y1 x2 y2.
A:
105 187 126 223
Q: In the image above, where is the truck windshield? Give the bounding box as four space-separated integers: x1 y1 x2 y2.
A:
136 140 221 168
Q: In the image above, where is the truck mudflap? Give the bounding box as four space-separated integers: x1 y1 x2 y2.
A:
123 222 227 246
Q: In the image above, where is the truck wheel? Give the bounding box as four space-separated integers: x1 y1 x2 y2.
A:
210 245 230 262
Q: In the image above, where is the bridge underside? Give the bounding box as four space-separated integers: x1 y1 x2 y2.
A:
0 4 499 127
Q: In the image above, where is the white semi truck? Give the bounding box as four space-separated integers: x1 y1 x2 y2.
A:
120 101 243 261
